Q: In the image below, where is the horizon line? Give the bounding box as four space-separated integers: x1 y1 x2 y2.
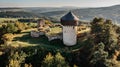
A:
0 4 119 8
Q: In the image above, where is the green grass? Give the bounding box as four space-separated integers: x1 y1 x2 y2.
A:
47 27 62 35
10 27 86 52
50 27 62 33
13 32 64 49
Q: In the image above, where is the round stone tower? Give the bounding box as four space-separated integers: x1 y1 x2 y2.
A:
60 11 79 46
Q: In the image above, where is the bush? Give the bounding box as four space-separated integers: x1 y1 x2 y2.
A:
15 22 26 32
24 63 32 67
2 33 14 45
41 52 69 67
1 21 28 34
7 51 27 67
5 23 18 33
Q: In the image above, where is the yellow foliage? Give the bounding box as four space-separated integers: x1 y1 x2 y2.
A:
42 52 69 67
43 52 54 63
8 59 20 67
73 64 78 67
45 20 52 25
55 52 65 62
24 64 32 67
2 33 14 42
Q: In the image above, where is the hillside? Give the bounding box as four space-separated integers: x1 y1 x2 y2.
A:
0 5 120 23
0 11 40 18
0 7 77 18
40 5 120 23
24 7 78 13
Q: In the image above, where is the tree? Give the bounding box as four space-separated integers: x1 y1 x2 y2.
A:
90 42 108 67
6 23 18 33
91 17 105 34
24 63 32 67
2 33 14 45
41 52 54 67
15 22 26 33
7 51 27 67
41 52 69 67
54 52 69 67
91 17 117 48
73 64 78 67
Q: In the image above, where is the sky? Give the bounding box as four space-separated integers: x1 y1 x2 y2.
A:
0 0 120 8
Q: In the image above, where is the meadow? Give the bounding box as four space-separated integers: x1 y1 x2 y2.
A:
10 27 85 51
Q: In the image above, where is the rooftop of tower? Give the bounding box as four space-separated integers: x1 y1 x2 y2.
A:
60 11 79 26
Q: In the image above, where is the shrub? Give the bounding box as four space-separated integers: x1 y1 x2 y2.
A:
7 51 27 67
2 33 14 45
41 52 54 67
41 52 69 67
24 63 32 67
15 22 26 33
6 23 18 33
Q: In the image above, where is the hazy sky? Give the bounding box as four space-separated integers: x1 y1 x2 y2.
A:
0 0 120 7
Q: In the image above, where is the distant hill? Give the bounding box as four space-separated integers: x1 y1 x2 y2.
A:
0 8 24 12
0 7 77 18
0 5 120 23
0 11 40 18
23 7 79 13
73 5 120 22
40 5 120 23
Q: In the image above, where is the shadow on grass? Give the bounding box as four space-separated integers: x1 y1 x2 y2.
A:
14 33 49 45
50 39 65 47
14 32 87 51
14 33 66 48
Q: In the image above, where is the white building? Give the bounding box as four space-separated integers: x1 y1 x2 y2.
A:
60 12 79 46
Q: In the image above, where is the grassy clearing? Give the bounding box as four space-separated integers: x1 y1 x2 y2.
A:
12 32 64 49
50 27 62 33
10 27 85 51
47 27 62 35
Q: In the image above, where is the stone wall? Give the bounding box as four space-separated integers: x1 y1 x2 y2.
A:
30 31 45 37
